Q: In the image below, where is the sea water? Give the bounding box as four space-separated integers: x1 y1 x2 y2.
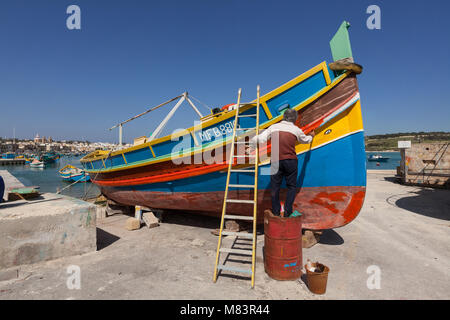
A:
2 156 100 199
366 151 401 170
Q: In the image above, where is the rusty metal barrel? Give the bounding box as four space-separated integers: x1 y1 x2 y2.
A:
263 210 303 280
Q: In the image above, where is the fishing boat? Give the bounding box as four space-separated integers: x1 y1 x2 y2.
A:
368 154 390 162
40 152 60 164
59 165 90 182
81 21 366 230
1 152 16 159
30 159 45 168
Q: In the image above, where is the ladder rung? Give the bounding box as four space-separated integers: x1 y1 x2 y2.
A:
219 248 253 256
238 102 257 105
225 199 255 204
228 184 254 188
229 169 255 173
233 155 255 158
238 114 257 118
234 141 250 144
221 231 254 238
236 128 256 131
217 264 252 275
224 214 254 220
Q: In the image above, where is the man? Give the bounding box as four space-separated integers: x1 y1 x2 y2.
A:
249 108 315 217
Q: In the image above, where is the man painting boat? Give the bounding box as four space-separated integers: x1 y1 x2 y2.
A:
81 21 367 230
249 108 315 217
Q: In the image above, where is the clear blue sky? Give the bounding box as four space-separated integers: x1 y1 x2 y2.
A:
0 0 449 143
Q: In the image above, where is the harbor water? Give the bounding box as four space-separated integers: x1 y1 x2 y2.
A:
1 156 100 199
365 151 401 170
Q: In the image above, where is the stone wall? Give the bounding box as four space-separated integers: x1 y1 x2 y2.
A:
401 143 450 188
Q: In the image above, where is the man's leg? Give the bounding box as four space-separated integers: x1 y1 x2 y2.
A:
283 159 298 216
270 162 283 216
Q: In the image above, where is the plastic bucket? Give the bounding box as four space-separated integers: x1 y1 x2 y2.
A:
305 263 329 294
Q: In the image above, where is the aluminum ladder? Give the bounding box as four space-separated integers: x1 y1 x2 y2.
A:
213 85 261 288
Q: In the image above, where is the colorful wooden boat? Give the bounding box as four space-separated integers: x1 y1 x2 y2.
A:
40 152 60 164
1 152 16 159
81 22 366 230
59 165 91 182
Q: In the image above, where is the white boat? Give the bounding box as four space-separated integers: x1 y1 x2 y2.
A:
30 159 44 168
368 154 390 162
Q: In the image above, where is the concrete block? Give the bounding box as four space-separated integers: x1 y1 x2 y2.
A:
142 211 159 229
0 193 96 270
302 230 321 249
225 220 241 232
106 201 132 216
96 205 106 220
125 218 141 231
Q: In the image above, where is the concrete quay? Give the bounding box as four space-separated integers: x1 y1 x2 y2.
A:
0 169 25 201
0 159 26 166
0 169 97 270
0 170 448 299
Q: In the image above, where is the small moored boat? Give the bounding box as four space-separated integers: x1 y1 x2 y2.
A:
1 152 16 159
30 159 44 168
40 152 60 164
59 165 90 182
368 154 390 162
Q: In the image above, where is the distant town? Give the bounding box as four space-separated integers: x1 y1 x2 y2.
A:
3 131 450 155
0 133 130 156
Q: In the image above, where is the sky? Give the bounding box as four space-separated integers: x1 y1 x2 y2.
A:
0 0 449 143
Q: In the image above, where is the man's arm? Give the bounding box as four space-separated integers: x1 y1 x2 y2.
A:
249 127 271 150
296 128 314 144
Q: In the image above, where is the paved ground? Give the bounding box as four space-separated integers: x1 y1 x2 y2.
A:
0 170 449 299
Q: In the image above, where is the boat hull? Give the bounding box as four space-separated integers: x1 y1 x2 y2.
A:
368 158 389 162
99 128 366 230
61 174 91 182
30 163 44 168
102 186 365 230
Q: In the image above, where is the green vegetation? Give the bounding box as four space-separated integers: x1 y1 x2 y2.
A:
365 132 450 151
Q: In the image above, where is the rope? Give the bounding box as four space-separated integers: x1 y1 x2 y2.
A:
56 176 84 194
56 158 82 194
189 95 212 111
82 149 114 200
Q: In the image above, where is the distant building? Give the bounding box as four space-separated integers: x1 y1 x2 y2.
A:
34 133 40 143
